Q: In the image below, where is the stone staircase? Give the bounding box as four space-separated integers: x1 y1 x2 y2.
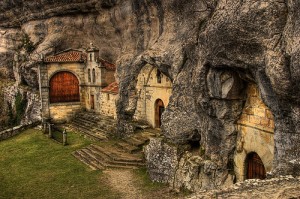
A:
72 130 160 170
67 111 117 141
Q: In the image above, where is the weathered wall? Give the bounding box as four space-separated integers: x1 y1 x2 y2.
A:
49 102 82 122
99 92 117 118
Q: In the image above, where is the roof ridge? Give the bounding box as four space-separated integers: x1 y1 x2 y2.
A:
54 48 85 55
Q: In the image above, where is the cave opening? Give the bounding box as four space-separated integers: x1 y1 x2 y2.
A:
188 130 201 153
188 140 200 151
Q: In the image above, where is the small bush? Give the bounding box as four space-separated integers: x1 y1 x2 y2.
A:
21 33 35 53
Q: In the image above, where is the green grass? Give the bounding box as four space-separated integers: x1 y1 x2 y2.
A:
0 129 120 199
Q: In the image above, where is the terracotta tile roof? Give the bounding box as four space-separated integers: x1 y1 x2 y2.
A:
44 49 86 63
98 58 116 71
101 82 119 94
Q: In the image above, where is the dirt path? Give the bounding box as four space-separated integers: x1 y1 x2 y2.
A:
102 169 143 199
102 169 184 199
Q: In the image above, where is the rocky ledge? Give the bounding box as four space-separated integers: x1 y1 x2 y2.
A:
187 175 300 199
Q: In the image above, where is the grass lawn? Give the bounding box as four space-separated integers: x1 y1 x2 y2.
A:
0 128 120 199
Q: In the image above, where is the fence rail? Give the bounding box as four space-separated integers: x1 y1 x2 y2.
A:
44 123 68 146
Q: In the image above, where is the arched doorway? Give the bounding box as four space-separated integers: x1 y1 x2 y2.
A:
49 71 80 103
245 152 266 180
155 99 164 128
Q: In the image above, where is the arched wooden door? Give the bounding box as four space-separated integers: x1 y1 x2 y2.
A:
155 99 164 128
246 152 266 180
49 71 80 103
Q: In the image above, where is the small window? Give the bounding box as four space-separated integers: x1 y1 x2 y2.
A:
88 69 91 82
92 68 96 83
107 93 110 100
156 69 161 83
89 53 92 61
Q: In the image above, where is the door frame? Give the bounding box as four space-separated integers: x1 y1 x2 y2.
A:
245 152 266 180
154 99 164 128
90 94 95 110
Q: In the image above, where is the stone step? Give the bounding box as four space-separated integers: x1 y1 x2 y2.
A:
72 150 102 170
71 120 108 135
69 122 107 140
84 147 144 167
74 148 142 170
74 115 116 133
76 112 116 124
116 141 141 154
75 117 96 126
124 136 147 147
90 144 144 163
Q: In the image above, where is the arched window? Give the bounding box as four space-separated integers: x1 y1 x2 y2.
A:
92 68 96 83
49 71 80 103
89 53 92 61
245 152 266 180
156 69 161 83
88 69 91 82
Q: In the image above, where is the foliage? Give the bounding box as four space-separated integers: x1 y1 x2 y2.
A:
15 91 28 124
20 32 35 54
0 129 120 199
7 91 28 127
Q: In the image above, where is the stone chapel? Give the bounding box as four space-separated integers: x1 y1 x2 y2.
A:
38 44 172 129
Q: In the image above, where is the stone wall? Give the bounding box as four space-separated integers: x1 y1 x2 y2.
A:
49 102 82 122
99 93 117 118
0 121 39 141
234 83 275 181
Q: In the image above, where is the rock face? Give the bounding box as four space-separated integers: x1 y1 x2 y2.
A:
0 0 300 192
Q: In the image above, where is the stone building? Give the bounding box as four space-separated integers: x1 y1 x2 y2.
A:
134 64 172 128
39 45 116 122
234 83 275 181
39 45 172 128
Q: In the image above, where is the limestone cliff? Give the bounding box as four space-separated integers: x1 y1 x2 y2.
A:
0 0 299 192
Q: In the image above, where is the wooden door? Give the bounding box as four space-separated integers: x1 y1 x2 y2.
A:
155 99 164 128
49 71 80 103
90 95 95 110
246 152 266 179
